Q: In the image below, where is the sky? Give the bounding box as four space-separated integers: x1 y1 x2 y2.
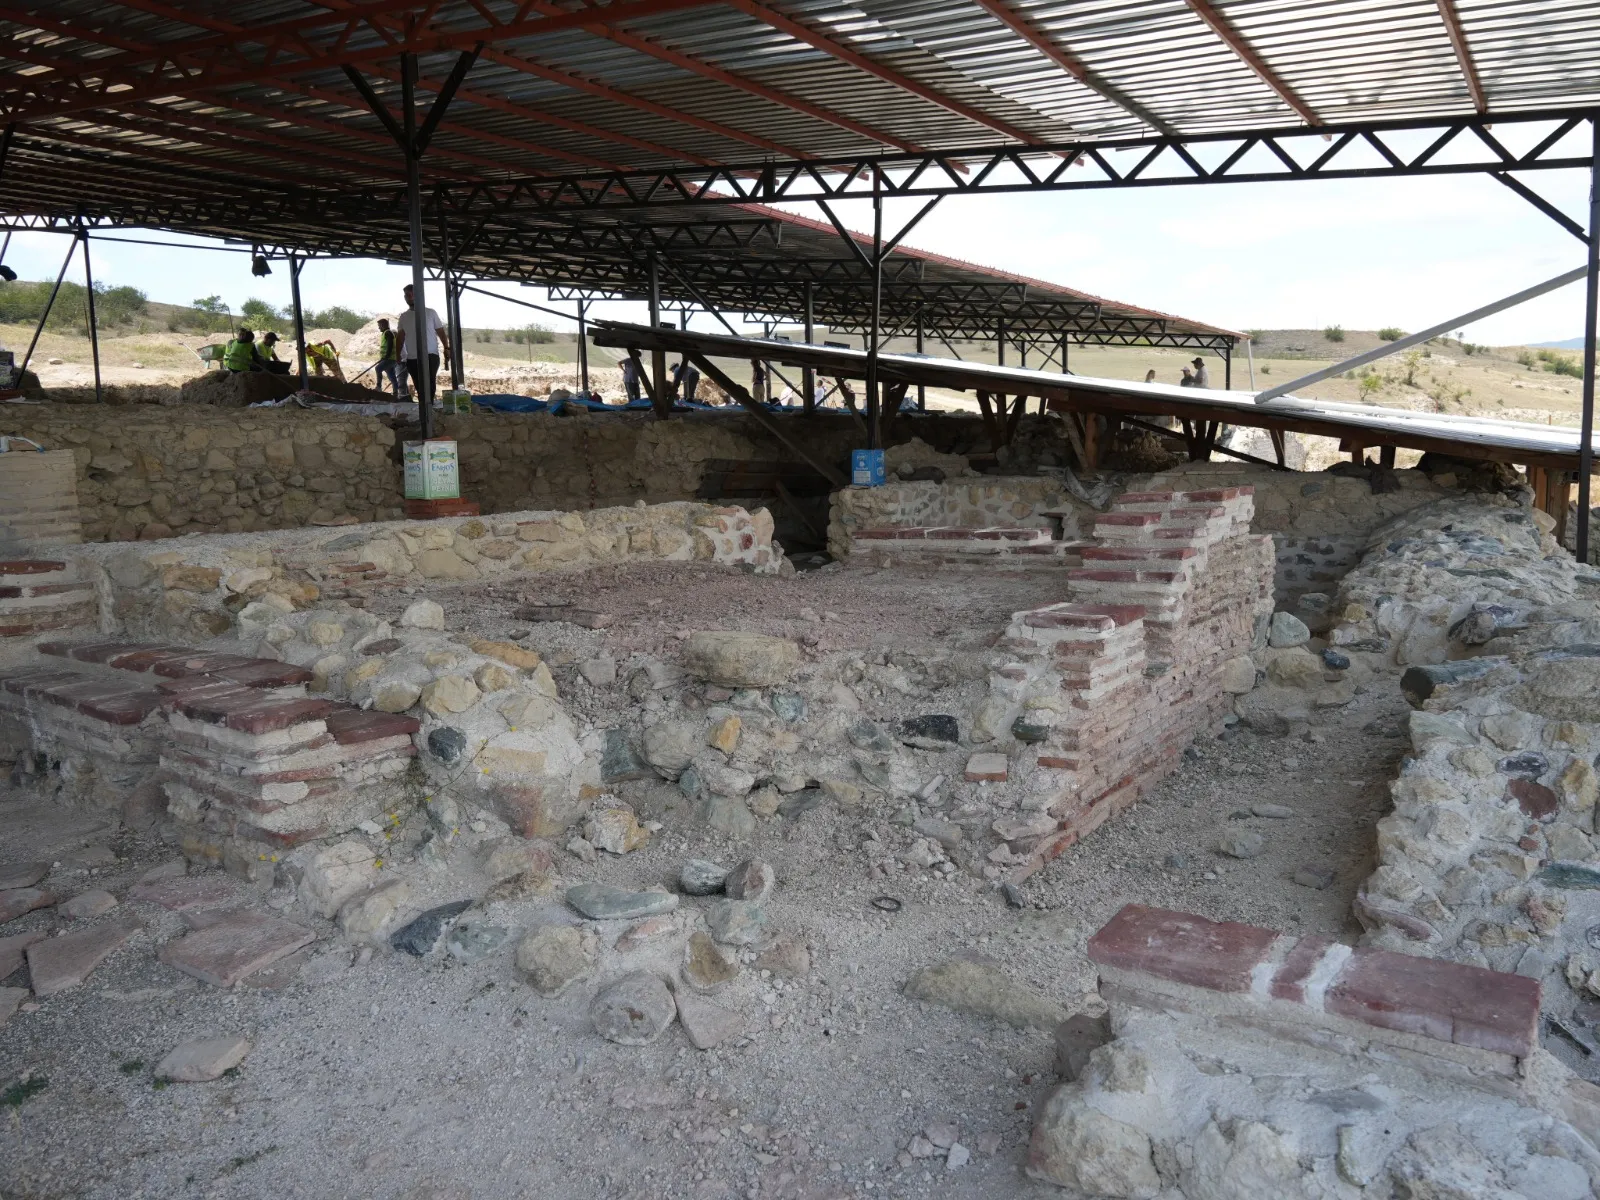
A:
0 164 1592 347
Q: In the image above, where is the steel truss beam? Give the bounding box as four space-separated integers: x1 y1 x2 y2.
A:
0 0 721 124
425 110 1598 212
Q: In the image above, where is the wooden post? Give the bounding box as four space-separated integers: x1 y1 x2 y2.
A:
1081 412 1100 469
1379 445 1397 469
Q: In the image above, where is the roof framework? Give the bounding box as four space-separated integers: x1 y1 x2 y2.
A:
0 1 1597 551
2 2 1598 346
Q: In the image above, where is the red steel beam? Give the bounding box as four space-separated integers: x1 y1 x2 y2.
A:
1182 0 1319 126
77 0 718 170
970 0 1175 135
727 0 1048 145
0 0 727 123
480 47 811 161
1435 0 1487 113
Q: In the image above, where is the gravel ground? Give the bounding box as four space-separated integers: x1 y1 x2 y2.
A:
0 562 1409 1200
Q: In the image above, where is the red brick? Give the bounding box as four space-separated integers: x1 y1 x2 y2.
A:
175 687 334 734
326 708 421 745
213 660 316 689
1075 604 1146 626
1113 491 1176 504
149 652 262 679
2 669 86 698
1182 488 1243 501
1324 947 1540 1057
156 675 262 702
856 527 925 541
1095 512 1160 527
0 582 90 599
1023 608 1114 632
927 527 980 541
1087 904 1280 993
0 560 65 575
107 646 204 673
65 642 148 665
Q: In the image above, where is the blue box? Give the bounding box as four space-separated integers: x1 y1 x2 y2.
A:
851 449 886 487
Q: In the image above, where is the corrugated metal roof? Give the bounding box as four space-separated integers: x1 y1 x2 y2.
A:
1 1 1595 343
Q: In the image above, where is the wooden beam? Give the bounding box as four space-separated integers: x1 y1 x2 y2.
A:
1435 0 1487 113
1183 0 1320 125
975 391 1003 452
687 353 848 489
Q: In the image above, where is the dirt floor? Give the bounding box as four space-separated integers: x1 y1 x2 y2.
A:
0 560 1410 1200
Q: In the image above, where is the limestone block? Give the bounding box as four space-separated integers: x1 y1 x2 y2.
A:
401 599 445 629
298 840 378 917
682 631 800 687
1026 1093 1160 1197
422 675 480 716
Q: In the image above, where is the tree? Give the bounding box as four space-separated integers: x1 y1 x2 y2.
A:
239 297 287 333
192 295 228 314
308 305 368 334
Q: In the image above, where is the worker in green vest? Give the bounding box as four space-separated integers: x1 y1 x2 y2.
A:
256 330 281 367
222 328 258 373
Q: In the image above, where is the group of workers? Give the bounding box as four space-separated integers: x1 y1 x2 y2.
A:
1143 356 1212 388
221 285 450 400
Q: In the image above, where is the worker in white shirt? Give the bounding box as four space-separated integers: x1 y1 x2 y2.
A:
395 284 452 403
1190 356 1211 388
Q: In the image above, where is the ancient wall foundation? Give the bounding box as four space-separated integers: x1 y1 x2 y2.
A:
54 500 780 644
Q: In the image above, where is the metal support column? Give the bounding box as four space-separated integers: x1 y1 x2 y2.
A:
400 54 434 440
865 177 884 449
1225 345 1233 390
289 253 308 391
647 256 667 418
996 320 1005 368
802 282 815 415
1060 333 1070 374
1578 115 1600 563
78 227 102 405
19 236 75 382
915 308 925 411
577 300 589 395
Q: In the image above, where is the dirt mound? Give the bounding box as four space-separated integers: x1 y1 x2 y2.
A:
177 369 396 407
344 317 399 362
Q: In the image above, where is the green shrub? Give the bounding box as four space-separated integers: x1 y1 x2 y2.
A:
309 305 367 334
1323 325 1345 343
525 323 555 345
1357 371 1383 400
1377 327 1405 341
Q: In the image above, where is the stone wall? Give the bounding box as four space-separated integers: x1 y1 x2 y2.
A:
828 477 1087 560
2 401 1076 546
61 500 782 644
0 404 403 541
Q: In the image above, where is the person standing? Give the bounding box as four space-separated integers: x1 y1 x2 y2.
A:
750 360 766 405
621 355 642 403
1191 356 1210 388
396 284 450 404
1143 368 1157 383
672 359 700 402
1179 367 1195 387
375 318 406 396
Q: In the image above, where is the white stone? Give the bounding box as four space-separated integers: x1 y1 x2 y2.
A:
1026 1094 1161 1197
400 599 445 630
1187 1121 1317 1200
155 1036 251 1082
298 840 377 918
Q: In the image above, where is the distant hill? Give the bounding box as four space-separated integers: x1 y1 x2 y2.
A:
1531 337 1586 350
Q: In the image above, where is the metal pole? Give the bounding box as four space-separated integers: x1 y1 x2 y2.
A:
1247 337 1256 388
1225 344 1232 390
996 320 1005 369
289 253 308 391
915 308 925 410
647 255 666 416
866 173 882 450
79 228 102 405
20 236 77 382
452 280 466 385
438 211 464 389
402 53 434 440
1577 115 1600 563
802 281 815 415
577 299 589 395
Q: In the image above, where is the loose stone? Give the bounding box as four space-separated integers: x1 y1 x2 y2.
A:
591 973 676 1045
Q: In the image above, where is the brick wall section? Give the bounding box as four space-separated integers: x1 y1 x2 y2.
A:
1088 904 1541 1083
850 525 1084 570
0 559 97 638
0 641 419 869
994 487 1274 871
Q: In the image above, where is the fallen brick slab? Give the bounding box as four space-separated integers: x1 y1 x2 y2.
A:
27 918 142 996
325 708 421 745
0 930 46 978
158 911 316 987
128 873 241 912
0 887 55 924
1087 904 1541 1066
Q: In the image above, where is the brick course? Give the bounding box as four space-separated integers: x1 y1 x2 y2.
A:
1088 904 1541 1067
